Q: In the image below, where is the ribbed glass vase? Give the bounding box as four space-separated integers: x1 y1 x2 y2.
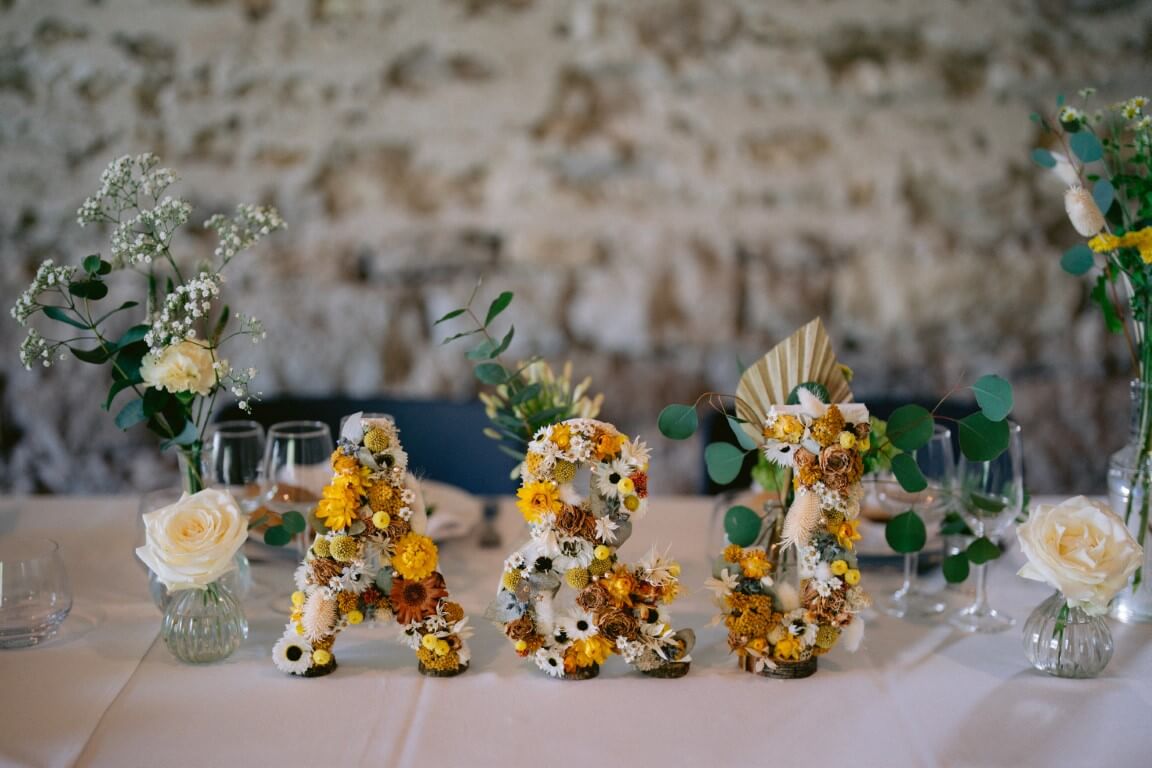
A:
161 581 248 664
1022 592 1113 679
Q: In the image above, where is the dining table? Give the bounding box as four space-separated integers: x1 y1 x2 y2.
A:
1 493 1149 768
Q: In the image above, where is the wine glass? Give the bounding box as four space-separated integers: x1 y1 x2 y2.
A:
877 424 955 618
261 421 334 559
949 420 1024 633
204 420 265 515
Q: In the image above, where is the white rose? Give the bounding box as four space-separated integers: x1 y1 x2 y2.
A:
140 340 220 397
1016 496 1143 614
136 488 248 591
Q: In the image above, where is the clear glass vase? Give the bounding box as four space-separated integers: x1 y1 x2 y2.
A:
1106 380 1152 623
161 581 248 663
1022 591 1113 678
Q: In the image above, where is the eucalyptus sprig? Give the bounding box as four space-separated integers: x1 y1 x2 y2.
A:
436 283 602 470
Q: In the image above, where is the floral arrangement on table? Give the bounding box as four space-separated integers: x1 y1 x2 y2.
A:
436 284 602 474
488 417 694 679
1031 90 1152 617
1016 496 1143 677
136 488 250 662
9 153 284 497
272 414 472 678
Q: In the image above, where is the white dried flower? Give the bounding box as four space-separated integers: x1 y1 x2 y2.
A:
1065 185 1106 237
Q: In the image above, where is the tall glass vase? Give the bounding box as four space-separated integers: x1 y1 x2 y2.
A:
1107 380 1152 623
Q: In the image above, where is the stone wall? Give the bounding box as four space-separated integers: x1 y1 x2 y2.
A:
2 0 1151 494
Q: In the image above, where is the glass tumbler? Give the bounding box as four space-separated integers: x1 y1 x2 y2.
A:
0 535 72 648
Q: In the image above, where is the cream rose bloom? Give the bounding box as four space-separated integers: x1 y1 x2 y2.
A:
1017 496 1143 614
140 340 220 397
136 488 248 591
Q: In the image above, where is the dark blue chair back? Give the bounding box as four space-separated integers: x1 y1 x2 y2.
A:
216 396 518 496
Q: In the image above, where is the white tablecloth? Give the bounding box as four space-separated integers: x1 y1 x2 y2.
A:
1 495 1149 768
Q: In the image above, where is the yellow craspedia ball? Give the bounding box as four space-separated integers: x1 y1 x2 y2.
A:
565 568 590 590
514 639 528 652
816 625 841 649
435 640 451 657
346 610 364 625
553 460 577 485
291 591 306 608
668 563 681 578
617 477 635 496
294 622 305 636
501 570 522 591
838 431 857 450
311 537 331 558
312 649 332 666
623 495 640 512
330 535 359 563
593 545 611 561
372 510 391 530
442 601 465 623
824 509 846 528
422 633 439 650
588 557 612 577
830 559 848 576
369 482 399 514
364 427 391 453
844 568 861 586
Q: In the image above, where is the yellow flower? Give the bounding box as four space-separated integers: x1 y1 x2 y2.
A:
604 568 636 606
723 544 744 563
435 640 451 657
316 471 367 531
312 649 332 666
331 450 359 474
594 431 626 460
372 510 391 530
570 635 614 667
844 568 861 586
392 533 439 581
291 591 306 608
346 610 364 625
551 423 572 450
516 480 562 523
768 414 804 443
617 476 635 495
774 635 802 661
422 633 439 650
838 431 857 450
514 639 528 652
739 550 772 580
623 495 640 512
835 519 862 550
830 559 849 576
594 545 612 561
747 637 768 653
1089 232 1121 253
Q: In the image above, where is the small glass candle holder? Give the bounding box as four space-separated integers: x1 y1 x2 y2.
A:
0 535 72 649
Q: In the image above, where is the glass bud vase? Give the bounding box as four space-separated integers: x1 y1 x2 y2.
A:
1106 380 1152 623
1022 592 1113 679
161 581 248 664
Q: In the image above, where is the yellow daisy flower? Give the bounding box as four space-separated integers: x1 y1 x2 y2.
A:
392 533 439 581
516 480 562 523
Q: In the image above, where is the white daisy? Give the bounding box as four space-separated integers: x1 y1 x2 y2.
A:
621 437 651 470
535 647 566 678
594 459 631 498
272 633 313 675
504 552 526 571
594 516 619 544
558 609 599 641
552 535 594 572
335 563 371 594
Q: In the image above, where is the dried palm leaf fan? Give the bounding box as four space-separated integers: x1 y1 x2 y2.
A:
734 317 854 444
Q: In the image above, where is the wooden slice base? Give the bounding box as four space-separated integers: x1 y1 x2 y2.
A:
741 654 817 679
562 662 600 680
300 658 338 678
641 661 690 678
418 661 469 677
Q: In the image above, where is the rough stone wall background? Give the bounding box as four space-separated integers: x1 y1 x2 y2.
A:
1 0 1150 495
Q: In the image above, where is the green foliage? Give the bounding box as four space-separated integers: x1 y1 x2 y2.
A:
1070 131 1103 163
942 553 970 583
724 505 762 547
886 404 935 451
891 452 927 493
750 454 789 494
705 442 748 485
1031 148 1057 168
885 510 927 553
726 415 758 451
966 536 1001 565
658 404 699 440
1061 244 1095 276
958 413 1010 461
971 374 1013 422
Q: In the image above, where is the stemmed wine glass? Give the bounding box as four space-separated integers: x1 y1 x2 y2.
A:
262 421 334 559
949 420 1024 633
204 420 265 515
877 424 955 618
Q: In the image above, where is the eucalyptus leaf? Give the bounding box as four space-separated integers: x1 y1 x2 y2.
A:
113 324 150 351
885 510 927 554
886 404 934 451
1031 148 1057 168
1093 178 1115 215
966 536 1001 564
972 374 1013 422
1070 131 1103 163
1061 244 1095 276
68 280 108 301
71 345 112 364
441 329 481 345
509 382 543 406
485 291 514 326
891 452 927 493
726 415 757 451
280 510 307 535
466 339 498 361
82 254 103 274
93 301 141 328
102 377 138 411
957 413 1009 461
705 442 746 485
658 404 698 440
142 387 170 418
159 420 198 449
434 308 466 325
942 553 970 583
264 526 292 547
474 362 509 385
492 325 515 357
114 399 147 430
41 305 89 329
